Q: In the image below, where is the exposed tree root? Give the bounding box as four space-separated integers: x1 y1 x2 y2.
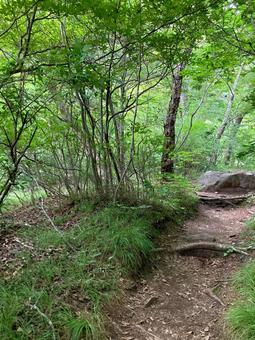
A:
154 242 249 257
205 288 225 306
198 192 251 206
173 242 248 256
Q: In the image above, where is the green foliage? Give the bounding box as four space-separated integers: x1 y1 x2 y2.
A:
226 263 255 340
246 216 255 230
146 175 198 222
0 0 254 207
63 311 99 340
0 0 255 338
1 188 46 212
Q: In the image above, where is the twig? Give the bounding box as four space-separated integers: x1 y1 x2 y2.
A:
13 237 34 250
176 79 215 150
38 198 76 251
32 177 75 248
136 325 163 340
12 265 24 278
27 302 56 340
38 197 62 234
228 246 248 256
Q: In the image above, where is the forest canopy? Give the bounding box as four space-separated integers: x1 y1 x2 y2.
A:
1 1 255 339
0 0 254 207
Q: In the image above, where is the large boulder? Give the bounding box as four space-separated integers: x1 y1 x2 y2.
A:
199 171 255 193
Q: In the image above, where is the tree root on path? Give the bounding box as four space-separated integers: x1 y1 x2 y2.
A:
197 192 252 206
205 288 225 306
173 242 248 256
154 242 249 257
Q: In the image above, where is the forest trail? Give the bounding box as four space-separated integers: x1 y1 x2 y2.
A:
109 202 255 340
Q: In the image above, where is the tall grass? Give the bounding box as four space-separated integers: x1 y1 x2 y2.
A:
246 216 255 230
0 180 197 339
226 263 255 340
0 206 160 338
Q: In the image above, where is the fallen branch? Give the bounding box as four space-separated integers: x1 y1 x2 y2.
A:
13 236 65 257
38 197 62 235
37 197 76 251
30 175 76 251
13 237 34 250
27 302 56 340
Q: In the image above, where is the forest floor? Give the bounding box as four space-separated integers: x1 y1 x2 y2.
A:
109 201 255 340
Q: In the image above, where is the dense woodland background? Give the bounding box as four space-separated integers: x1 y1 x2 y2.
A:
0 0 255 339
0 0 254 208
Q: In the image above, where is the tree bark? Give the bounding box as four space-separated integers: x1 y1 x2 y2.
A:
210 65 243 164
161 63 184 174
224 113 245 164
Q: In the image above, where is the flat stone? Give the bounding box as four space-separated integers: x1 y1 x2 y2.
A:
198 171 255 193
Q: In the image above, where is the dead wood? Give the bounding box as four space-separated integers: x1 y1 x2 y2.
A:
13 237 34 250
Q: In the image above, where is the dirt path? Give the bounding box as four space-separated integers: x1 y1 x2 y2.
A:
109 203 255 340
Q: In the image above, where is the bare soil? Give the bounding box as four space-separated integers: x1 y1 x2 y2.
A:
108 203 255 340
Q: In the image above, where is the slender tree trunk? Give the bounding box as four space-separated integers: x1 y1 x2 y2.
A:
76 92 103 194
211 65 243 164
224 113 245 164
161 63 184 174
103 81 121 187
118 52 128 177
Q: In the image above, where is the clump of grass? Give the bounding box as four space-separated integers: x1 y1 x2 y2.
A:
226 262 255 340
0 204 163 339
246 216 255 230
63 311 100 340
227 303 255 340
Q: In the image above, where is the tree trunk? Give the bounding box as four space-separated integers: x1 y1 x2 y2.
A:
161 63 184 174
224 113 245 164
210 65 243 164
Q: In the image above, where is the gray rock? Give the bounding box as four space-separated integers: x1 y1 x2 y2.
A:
199 171 255 193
